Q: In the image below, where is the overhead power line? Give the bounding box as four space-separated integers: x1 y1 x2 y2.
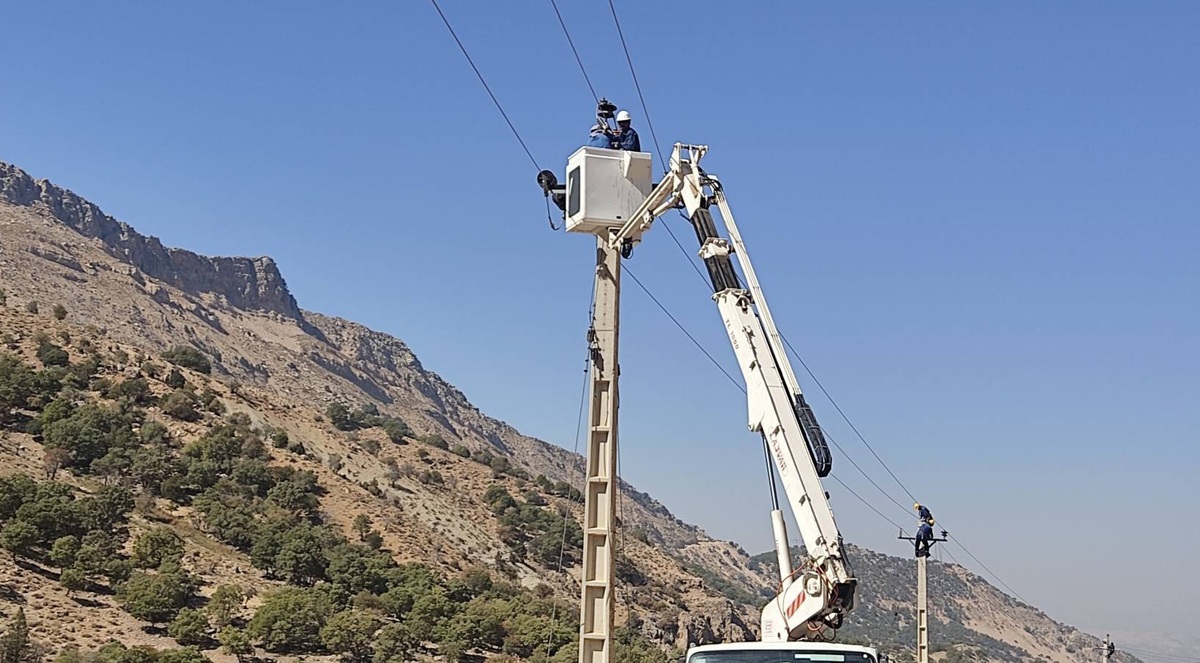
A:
429 0 541 170
606 0 666 172
624 266 744 392
548 0 597 102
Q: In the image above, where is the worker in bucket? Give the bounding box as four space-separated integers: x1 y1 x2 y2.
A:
914 502 934 525
614 109 641 152
586 122 614 148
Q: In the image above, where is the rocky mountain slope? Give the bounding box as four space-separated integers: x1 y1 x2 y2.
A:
0 160 1133 662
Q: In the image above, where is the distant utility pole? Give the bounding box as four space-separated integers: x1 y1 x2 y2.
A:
898 528 948 663
1095 634 1115 662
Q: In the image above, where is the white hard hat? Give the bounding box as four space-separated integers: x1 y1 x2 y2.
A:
616 110 631 122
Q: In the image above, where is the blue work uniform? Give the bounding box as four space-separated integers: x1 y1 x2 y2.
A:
917 505 933 523
617 127 641 152
915 522 934 557
587 131 613 148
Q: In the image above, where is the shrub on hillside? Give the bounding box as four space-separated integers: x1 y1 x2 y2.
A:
36 341 69 367
167 608 210 647
161 346 211 374
160 390 200 422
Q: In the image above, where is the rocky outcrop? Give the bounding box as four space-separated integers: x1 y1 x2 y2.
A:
677 601 754 648
0 161 300 319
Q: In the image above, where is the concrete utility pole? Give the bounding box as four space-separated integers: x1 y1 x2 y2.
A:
899 528 948 663
541 136 652 663
1096 634 1116 662
578 232 622 663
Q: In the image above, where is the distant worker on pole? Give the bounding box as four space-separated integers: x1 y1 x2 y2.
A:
614 109 641 152
914 502 934 525
914 521 934 557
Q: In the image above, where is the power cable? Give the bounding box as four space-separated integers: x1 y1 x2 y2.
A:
605 0 665 172
429 0 541 171
623 265 744 393
1120 648 1200 663
624 266 926 544
545 292 596 659
829 474 905 532
780 334 919 506
631 236 1034 605
945 535 1028 605
823 429 919 523
548 0 598 102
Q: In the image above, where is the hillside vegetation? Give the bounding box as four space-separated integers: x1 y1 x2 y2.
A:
0 327 673 663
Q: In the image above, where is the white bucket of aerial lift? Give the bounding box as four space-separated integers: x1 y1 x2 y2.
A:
564 146 653 234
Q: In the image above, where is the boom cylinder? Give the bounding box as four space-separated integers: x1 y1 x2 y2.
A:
771 509 795 591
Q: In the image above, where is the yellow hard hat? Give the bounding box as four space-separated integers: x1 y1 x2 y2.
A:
913 503 921 509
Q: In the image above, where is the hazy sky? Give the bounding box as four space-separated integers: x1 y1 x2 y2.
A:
2 1 1197 641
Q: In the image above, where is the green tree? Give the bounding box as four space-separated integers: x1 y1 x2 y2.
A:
73 530 125 585
247 588 333 653
218 627 253 662
53 645 82 663
0 354 38 425
372 623 416 663
27 397 75 436
49 535 80 569
320 610 381 662
90 641 128 663
380 418 411 443
0 521 39 562
131 447 183 497
77 484 134 532
104 378 153 405
157 648 209 663
325 544 394 596
36 341 69 367
132 527 184 569
264 480 318 517
404 590 456 642
326 403 355 431
0 607 41 663
353 514 372 542
138 420 171 446
422 434 449 451
167 608 210 647
274 525 331 585
207 584 245 628
161 347 211 374
165 368 186 390
160 390 200 422
59 567 87 596
42 403 136 470
117 569 193 626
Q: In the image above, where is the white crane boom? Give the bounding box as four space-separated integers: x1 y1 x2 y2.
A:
609 144 856 640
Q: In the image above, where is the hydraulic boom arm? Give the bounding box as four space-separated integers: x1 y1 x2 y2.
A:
611 145 856 640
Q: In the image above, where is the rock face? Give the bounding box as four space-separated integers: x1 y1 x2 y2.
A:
0 161 300 319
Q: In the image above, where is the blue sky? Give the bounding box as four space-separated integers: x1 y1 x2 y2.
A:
2 1 1197 640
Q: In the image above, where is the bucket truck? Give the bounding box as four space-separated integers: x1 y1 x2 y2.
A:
541 140 877 663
